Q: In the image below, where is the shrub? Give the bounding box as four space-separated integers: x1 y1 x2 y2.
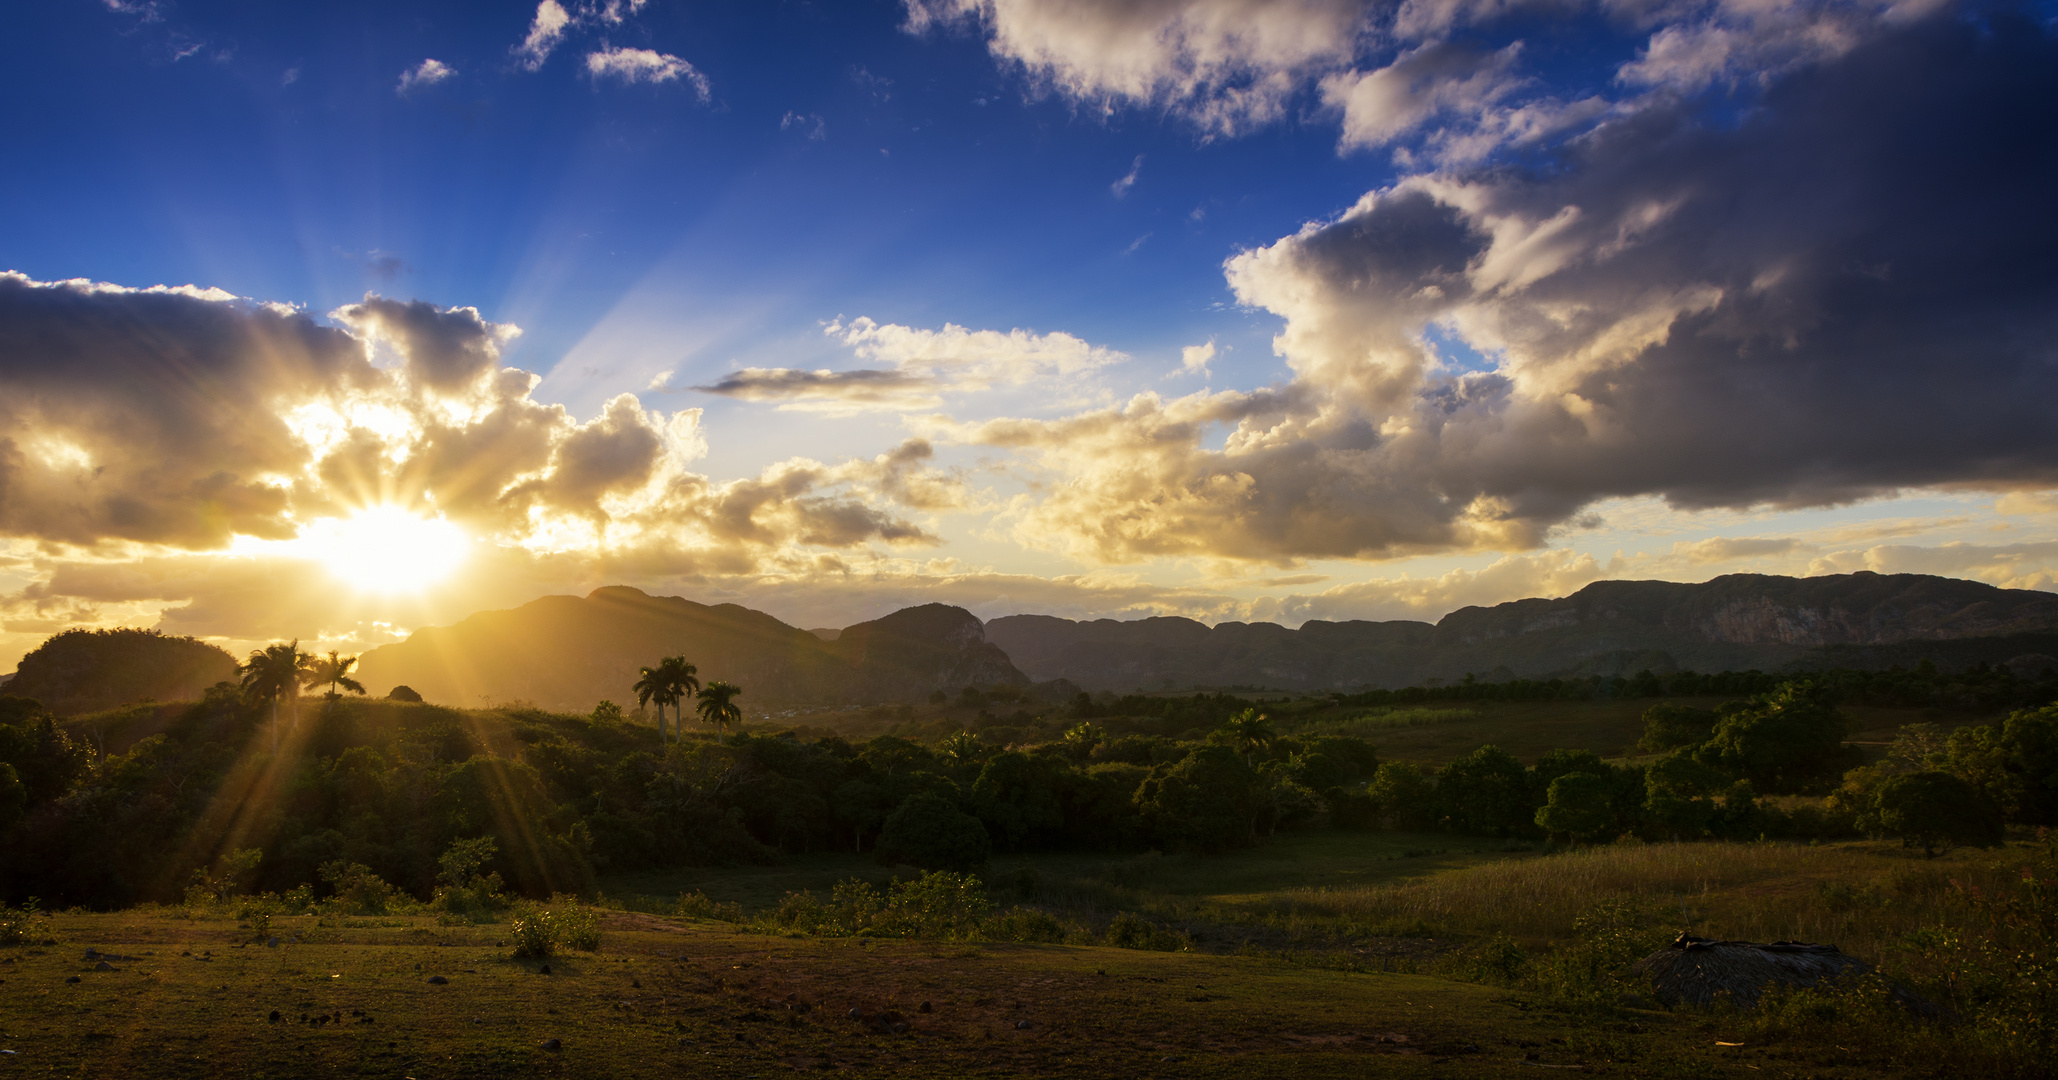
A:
317 861 401 915
1103 911 1186 951
509 897 603 958
876 793 991 872
0 899 41 945
984 907 1071 943
673 890 744 922
761 871 991 940
432 837 508 922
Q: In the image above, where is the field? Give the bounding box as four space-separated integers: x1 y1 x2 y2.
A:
5 831 2042 1079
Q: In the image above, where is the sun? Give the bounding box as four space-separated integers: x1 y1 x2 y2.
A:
298 506 471 593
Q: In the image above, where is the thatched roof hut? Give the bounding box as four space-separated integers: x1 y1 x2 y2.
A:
1631 933 1870 1009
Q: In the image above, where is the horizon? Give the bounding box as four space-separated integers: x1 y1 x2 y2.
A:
5 0 2058 674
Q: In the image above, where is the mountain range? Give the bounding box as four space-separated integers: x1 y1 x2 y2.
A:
12 571 2056 715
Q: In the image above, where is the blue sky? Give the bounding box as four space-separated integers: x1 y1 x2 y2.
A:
3 0 2057 668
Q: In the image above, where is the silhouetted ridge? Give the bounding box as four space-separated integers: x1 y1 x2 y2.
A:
985 572 2058 691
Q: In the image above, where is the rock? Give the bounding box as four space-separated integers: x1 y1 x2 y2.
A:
1014 1020 1034 1030
265 938 279 948
889 1022 909 1034
94 961 114 971
918 1000 932 1013
539 1038 562 1051
65 975 80 984
539 964 551 975
83 949 99 960
846 1008 863 1021
426 975 449 985
268 1011 280 1023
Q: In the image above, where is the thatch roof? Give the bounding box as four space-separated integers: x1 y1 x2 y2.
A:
1630 933 1870 1009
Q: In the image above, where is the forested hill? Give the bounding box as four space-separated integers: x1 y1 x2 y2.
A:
985 572 2058 691
352 587 1026 710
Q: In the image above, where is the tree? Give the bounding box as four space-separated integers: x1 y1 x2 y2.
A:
590 700 624 724
300 651 366 709
1135 745 1261 852
1694 680 1854 792
1367 762 1437 831
1640 703 1717 752
659 658 700 743
1873 771 2005 856
386 685 423 702
633 664 679 744
1221 708 1275 763
1435 745 1534 836
970 751 1064 851
875 792 991 872
1535 772 1618 844
1940 705 2058 824
695 681 743 744
937 730 986 767
240 641 313 750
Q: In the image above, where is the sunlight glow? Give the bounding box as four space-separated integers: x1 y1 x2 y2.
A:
297 507 471 593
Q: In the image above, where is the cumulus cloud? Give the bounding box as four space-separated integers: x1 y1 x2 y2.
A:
905 0 1375 135
944 11 2058 565
514 0 573 71
397 58 455 94
696 317 1127 413
1179 339 1216 375
0 274 947 568
1321 39 1524 151
585 47 712 97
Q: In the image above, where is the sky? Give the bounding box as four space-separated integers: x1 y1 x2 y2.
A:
4 0 2058 672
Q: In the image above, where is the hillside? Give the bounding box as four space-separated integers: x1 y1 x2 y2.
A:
985 571 2058 691
2 627 238 715
352 586 1024 710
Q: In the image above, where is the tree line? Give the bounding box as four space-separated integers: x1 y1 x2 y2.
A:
2 642 2054 909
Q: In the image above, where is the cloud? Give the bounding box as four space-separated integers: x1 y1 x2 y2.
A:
1322 39 1523 151
1179 339 1216 375
696 317 1127 413
781 111 828 140
941 11 2058 565
1111 154 1143 196
397 58 455 94
0 274 946 568
1675 536 1804 565
905 0 1375 136
584 47 711 97
514 0 573 71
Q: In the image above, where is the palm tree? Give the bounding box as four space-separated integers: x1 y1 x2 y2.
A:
938 730 985 766
659 656 700 744
694 681 743 745
633 664 673 744
302 651 366 700
1223 708 1274 763
241 640 313 751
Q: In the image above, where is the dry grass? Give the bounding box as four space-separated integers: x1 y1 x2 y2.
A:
1271 838 2032 958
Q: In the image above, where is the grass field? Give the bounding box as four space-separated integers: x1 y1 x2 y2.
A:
0 903 1956 1080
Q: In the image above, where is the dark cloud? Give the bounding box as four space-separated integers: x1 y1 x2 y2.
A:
983 8 2058 563
696 367 930 402
0 274 375 547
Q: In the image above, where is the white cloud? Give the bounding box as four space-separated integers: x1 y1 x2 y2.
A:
514 0 573 71
396 58 456 95
905 0 1374 136
1111 154 1144 196
697 317 1127 413
781 111 828 140
1179 339 1216 375
585 47 712 98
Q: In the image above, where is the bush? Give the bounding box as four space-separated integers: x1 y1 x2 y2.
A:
432 837 508 922
1103 911 1186 951
761 871 991 940
0 899 41 945
984 907 1071 943
673 890 744 922
509 898 603 958
317 861 401 915
876 793 991 872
